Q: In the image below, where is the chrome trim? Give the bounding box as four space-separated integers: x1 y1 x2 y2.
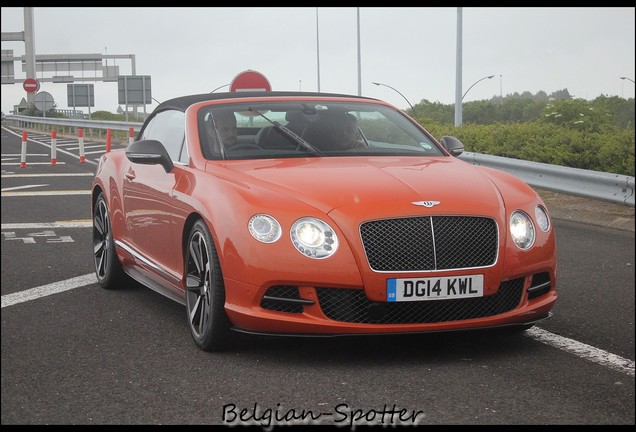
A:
127 153 162 159
411 201 440 208
527 281 551 293
262 295 315 305
114 239 180 283
429 216 438 270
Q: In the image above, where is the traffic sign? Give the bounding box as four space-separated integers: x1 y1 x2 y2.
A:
34 91 55 112
23 78 40 93
230 70 271 92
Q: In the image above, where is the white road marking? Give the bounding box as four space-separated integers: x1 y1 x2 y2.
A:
1 184 48 192
1 128 98 166
1 190 90 196
1 273 97 308
2 162 66 165
2 220 92 229
2 173 93 178
524 327 635 377
2 154 51 158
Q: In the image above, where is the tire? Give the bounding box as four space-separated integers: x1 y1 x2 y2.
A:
185 219 231 351
93 192 126 289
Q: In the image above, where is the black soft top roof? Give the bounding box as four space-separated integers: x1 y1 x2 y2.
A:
154 91 379 113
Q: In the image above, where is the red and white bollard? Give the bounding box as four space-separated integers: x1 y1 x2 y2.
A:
51 130 57 166
78 128 85 163
106 128 112 153
20 131 27 168
128 127 134 146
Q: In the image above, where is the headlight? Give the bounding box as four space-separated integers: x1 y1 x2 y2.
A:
248 214 282 243
535 205 551 232
510 210 535 250
290 217 339 259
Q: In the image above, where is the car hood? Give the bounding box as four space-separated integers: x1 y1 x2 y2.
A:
211 156 512 220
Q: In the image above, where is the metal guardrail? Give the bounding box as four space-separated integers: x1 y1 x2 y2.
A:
4 114 142 134
3 115 634 208
459 152 634 208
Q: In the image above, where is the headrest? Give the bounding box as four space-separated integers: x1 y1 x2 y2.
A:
285 111 308 123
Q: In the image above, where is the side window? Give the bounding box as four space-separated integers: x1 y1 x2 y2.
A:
140 110 185 162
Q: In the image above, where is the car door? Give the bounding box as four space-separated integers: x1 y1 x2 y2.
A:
122 110 186 284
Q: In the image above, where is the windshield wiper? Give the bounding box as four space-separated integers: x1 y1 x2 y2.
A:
248 108 324 157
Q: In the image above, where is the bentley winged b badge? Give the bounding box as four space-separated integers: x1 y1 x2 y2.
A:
411 200 441 208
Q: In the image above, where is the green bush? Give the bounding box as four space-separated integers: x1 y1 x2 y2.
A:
413 93 634 176
423 121 634 176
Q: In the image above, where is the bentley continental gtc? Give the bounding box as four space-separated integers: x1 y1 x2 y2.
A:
91 91 557 351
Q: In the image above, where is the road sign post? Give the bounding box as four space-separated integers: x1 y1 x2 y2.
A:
230 70 271 92
23 78 40 93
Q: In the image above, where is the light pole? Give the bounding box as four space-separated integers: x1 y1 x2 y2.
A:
455 75 495 126
372 82 416 114
620 76 635 84
462 75 495 101
454 7 462 127
211 83 230 93
357 7 362 96
316 7 321 92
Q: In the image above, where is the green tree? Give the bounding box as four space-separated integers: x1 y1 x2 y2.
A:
412 99 453 124
591 95 635 129
540 98 611 132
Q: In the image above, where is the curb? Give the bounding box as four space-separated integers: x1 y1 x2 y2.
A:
536 189 634 232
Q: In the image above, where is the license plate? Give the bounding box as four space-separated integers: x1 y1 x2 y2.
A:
387 275 484 302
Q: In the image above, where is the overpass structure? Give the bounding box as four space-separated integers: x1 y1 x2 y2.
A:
1 7 142 118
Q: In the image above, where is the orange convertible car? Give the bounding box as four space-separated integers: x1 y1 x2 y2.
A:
91 91 557 351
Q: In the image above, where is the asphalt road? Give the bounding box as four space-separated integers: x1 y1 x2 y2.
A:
1 125 634 426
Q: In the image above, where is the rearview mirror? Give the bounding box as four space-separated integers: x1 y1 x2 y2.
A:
439 136 464 157
125 139 174 173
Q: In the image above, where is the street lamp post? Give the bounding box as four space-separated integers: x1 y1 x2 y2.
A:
211 83 230 93
316 7 321 92
462 75 495 101
620 76 635 84
499 74 503 106
372 82 416 115
455 75 495 126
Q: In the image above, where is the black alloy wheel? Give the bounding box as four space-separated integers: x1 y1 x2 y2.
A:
93 192 125 289
185 219 231 351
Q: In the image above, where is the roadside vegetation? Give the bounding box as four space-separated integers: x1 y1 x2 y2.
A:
412 90 634 176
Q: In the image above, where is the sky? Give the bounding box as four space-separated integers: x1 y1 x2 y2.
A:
1 7 635 115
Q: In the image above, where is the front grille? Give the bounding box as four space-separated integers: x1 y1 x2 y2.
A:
360 216 498 271
316 278 524 324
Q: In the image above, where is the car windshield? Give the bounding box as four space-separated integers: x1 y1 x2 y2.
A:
198 101 444 160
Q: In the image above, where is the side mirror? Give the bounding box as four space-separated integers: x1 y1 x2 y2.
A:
439 136 464 157
125 139 174 173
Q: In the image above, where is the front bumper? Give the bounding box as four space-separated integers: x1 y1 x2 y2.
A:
222 271 557 336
